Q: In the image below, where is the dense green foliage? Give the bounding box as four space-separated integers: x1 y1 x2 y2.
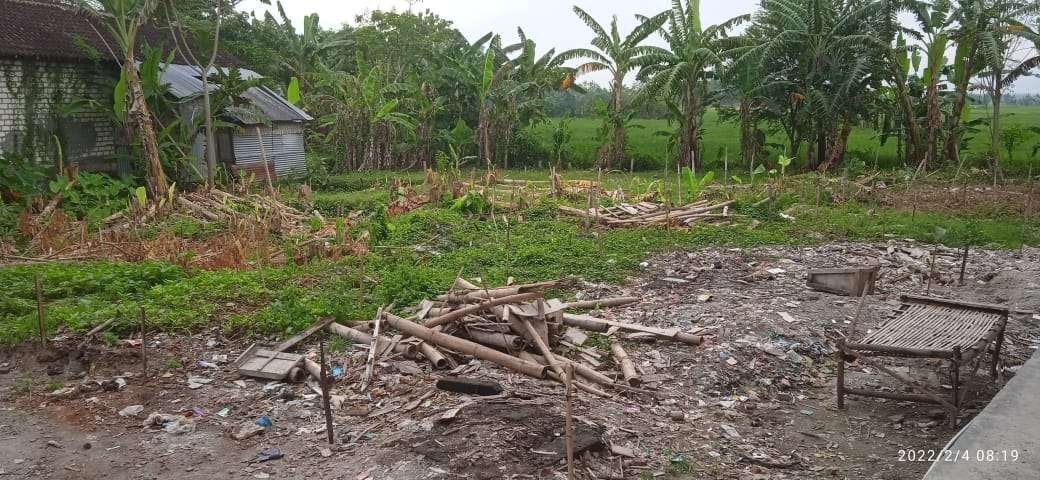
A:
142 0 1040 178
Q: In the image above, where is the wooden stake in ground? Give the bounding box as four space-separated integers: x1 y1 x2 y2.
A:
35 273 46 347
139 306 147 376
361 307 384 391
564 364 576 480
959 245 970 286
319 334 335 445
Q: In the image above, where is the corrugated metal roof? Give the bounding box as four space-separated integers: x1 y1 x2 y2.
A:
161 63 312 123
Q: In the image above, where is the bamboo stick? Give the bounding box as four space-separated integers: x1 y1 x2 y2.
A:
521 352 613 386
562 313 705 345
522 317 566 379
424 292 543 328
327 322 418 358
564 364 576 480
382 313 547 378
437 280 564 302
35 274 46 347
610 342 640 386
563 297 640 310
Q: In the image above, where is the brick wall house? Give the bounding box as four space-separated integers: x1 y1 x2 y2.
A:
0 1 125 171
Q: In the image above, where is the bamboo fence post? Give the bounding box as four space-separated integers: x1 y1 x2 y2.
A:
361 307 384 391
139 306 147 376
35 273 46 347
564 364 576 480
319 334 335 444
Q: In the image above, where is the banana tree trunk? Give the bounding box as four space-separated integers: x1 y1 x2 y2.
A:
123 54 168 200
680 82 701 173
739 98 755 169
479 102 492 169
923 78 941 172
990 72 1003 183
611 71 624 171
818 116 853 173
944 55 974 163
889 53 922 165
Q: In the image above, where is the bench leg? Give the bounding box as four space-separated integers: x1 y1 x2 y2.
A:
950 346 961 427
836 338 846 410
990 331 1004 380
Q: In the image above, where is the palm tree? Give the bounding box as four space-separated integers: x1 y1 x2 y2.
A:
637 0 749 172
563 7 668 171
82 0 169 199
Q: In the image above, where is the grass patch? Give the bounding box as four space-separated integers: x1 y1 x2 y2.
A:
1 170 1036 345
527 106 1040 174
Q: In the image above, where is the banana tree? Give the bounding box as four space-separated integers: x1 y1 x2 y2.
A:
986 2 1040 179
562 7 668 171
637 0 749 173
82 0 169 199
269 1 351 92
739 0 884 172
904 0 955 173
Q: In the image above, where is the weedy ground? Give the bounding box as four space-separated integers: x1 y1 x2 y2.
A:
1 168 1037 344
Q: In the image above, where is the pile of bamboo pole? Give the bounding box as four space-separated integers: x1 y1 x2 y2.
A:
559 199 734 227
325 277 708 397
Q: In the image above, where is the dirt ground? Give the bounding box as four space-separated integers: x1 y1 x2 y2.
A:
1 241 1038 480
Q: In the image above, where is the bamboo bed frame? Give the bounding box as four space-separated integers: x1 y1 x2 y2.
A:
836 294 1008 426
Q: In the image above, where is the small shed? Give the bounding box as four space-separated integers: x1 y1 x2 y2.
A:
161 64 312 181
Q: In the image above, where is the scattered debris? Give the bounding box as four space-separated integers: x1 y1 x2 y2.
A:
143 413 195 434
559 199 734 227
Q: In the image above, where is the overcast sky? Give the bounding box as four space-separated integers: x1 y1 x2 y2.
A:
238 0 1040 94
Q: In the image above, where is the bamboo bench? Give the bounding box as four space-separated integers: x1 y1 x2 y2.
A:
836 294 1008 426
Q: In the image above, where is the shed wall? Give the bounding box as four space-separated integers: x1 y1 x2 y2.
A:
231 123 306 179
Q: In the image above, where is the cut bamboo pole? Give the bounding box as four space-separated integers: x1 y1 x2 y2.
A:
562 297 640 310
562 313 706 345
521 352 613 386
424 292 542 328
418 342 449 369
522 317 566 379
383 313 547 378
610 342 640 386
327 322 418 358
361 307 383 390
438 279 565 302
464 329 525 351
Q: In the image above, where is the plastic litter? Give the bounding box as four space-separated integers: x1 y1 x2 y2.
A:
255 447 283 463
255 416 273 427
143 413 196 434
118 405 144 417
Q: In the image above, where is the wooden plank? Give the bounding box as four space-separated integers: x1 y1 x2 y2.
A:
237 348 303 380
275 317 335 353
